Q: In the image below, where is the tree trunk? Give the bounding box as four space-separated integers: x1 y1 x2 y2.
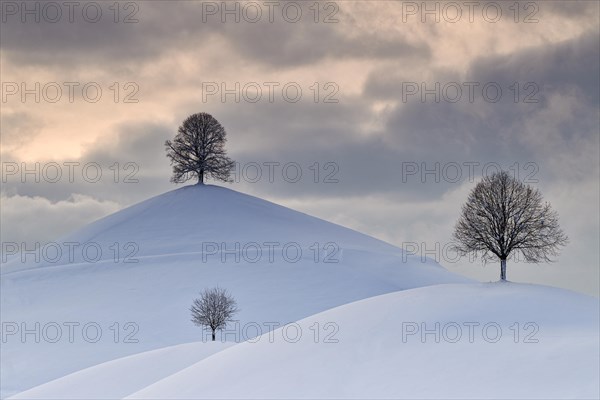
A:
211 330 215 341
199 170 204 184
500 258 507 281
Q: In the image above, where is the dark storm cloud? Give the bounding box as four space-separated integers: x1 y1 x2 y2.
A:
221 30 600 200
0 1 178 67
359 31 600 181
3 22 598 212
364 32 600 105
468 32 600 105
222 22 429 67
1 1 429 69
5 30 598 204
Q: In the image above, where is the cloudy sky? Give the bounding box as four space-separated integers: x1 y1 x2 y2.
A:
1 0 598 295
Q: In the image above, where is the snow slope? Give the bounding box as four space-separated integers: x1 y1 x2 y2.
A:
14 283 599 399
1 184 471 397
7 341 233 399
2 184 407 272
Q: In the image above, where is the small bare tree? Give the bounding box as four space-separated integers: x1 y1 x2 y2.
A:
190 287 239 341
165 113 235 184
452 170 567 281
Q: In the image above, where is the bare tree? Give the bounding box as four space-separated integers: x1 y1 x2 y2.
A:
165 113 235 184
452 170 567 281
190 287 239 341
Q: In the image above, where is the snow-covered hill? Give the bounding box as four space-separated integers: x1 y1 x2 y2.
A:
12 283 600 399
2 184 409 272
1 184 471 397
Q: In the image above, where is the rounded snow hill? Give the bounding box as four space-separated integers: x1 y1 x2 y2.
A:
4 184 413 272
1 185 470 397
12 283 599 399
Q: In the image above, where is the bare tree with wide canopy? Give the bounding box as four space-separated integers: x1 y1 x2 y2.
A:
453 170 568 281
190 287 239 341
165 113 234 184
